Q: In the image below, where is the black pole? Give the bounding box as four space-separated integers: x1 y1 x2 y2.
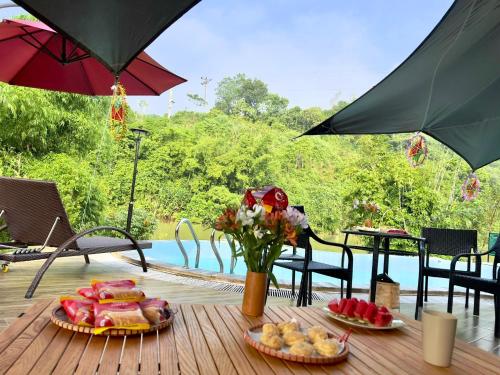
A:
126 128 149 233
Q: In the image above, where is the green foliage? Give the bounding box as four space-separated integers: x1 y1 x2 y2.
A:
105 208 158 240
187 93 207 107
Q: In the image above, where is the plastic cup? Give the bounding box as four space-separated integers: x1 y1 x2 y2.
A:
422 310 457 367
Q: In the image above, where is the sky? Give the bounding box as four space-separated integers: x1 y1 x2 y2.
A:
1 0 453 115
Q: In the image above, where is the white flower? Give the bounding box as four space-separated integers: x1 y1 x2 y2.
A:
237 204 263 226
353 199 359 209
253 227 265 239
284 206 308 229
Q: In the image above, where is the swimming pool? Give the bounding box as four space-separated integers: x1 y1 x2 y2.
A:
124 240 493 291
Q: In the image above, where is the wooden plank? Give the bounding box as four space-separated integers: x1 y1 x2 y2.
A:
52 330 91 375
74 335 107 375
6 321 60 375
0 299 52 354
171 304 199 375
158 325 179 375
29 328 75 375
97 336 125 375
214 305 281 375
119 336 141 375
180 304 219 375
141 332 160 375
191 305 238 375
0 300 57 374
203 305 255 374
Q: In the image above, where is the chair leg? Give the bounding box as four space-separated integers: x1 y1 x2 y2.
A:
308 272 312 305
494 294 499 338
447 282 454 313
424 275 429 302
291 270 295 296
297 272 306 307
25 247 66 298
340 249 345 298
84 254 90 264
473 289 480 316
136 247 147 272
265 265 273 304
465 288 470 309
346 278 352 299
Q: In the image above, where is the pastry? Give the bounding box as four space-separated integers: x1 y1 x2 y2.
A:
283 330 306 346
307 325 327 343
278 320 300 335
289 341 314 356
314 339 339 357
262 323 280 336
260 333 283 350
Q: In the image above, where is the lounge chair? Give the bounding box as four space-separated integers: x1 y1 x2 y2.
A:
0 177 150 298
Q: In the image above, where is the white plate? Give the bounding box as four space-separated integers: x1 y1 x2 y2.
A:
322 307 405 330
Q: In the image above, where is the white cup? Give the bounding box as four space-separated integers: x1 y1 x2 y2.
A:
422 310 457 367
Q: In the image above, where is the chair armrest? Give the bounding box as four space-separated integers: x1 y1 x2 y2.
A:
307 227 353 269
450 250 488 274
56 226 140 252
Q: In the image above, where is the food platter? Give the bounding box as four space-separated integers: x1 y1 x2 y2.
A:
322 307 405 330
243 323 349 365
51 306 174 336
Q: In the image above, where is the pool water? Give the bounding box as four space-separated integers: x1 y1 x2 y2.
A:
125 240 493 291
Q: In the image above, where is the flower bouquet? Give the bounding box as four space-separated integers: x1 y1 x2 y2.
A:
352 199 380 228
215 186 307 316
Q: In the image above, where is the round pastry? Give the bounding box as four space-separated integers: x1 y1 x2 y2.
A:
278 320 300 335
283 330 306 346
313 339 339 357
262 323 280 336
307 325 328 343
289 341 314 356
260 333 283 350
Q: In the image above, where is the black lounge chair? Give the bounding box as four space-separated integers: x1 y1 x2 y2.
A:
448 237 500 337
416 228 478 317
0 177 150 298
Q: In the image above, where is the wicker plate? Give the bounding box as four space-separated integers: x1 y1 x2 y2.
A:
243 323 349 365
322 307 405 330
51 306 174 336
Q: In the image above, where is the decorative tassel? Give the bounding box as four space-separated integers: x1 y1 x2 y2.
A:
109 81 128 140
405 132 428 167
461 172 480 201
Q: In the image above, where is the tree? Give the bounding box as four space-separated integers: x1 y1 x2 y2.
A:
187 93 207 107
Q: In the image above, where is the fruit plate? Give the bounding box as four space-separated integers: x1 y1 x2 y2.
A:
322 307 405 330
243 323 349 365
51 306 174 336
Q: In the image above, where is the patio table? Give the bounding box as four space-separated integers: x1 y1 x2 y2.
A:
342 229 425 310
1 299 498 374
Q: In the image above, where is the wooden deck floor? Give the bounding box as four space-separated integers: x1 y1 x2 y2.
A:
1 254 498 356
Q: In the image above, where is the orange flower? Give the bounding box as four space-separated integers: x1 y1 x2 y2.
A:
284 222 298 246
215 208 239 231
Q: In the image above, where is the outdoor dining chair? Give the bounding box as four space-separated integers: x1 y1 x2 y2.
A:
448 236 500 337
417 227 478 312
0 177 151 298
267 224 353 307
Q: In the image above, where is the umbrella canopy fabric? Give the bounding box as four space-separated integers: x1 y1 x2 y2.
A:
0 19 186 95
302 0 500 170
12 0 200 74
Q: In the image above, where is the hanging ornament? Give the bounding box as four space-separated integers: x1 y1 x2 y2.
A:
461 172 480 201
109 82 128 140
405 133 428 167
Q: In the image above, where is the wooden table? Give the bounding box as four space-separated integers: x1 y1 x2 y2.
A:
1 300 498 374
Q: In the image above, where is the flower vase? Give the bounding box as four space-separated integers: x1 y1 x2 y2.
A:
242 271 267 317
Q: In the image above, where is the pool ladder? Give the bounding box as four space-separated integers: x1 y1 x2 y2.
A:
175 218 232 273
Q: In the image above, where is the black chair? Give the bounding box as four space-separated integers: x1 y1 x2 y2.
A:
267 226 353 307
417 228 478 312
448 237 500 337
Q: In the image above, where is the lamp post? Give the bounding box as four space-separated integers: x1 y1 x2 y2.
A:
126 128 150 233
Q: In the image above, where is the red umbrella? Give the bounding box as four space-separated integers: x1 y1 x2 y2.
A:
0 19 186 95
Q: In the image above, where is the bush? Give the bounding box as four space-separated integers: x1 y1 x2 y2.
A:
105 207 158 240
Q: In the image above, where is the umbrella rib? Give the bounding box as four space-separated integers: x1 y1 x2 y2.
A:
79 61 96 96
124 69 160 96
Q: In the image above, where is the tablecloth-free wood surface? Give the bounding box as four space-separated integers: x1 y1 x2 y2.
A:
0 299 498 374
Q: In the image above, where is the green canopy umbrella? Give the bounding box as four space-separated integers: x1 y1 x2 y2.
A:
12 0 200 74
302 0 500 170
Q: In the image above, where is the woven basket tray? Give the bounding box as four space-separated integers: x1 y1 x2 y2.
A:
51 306 174 336
243 323 349 365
